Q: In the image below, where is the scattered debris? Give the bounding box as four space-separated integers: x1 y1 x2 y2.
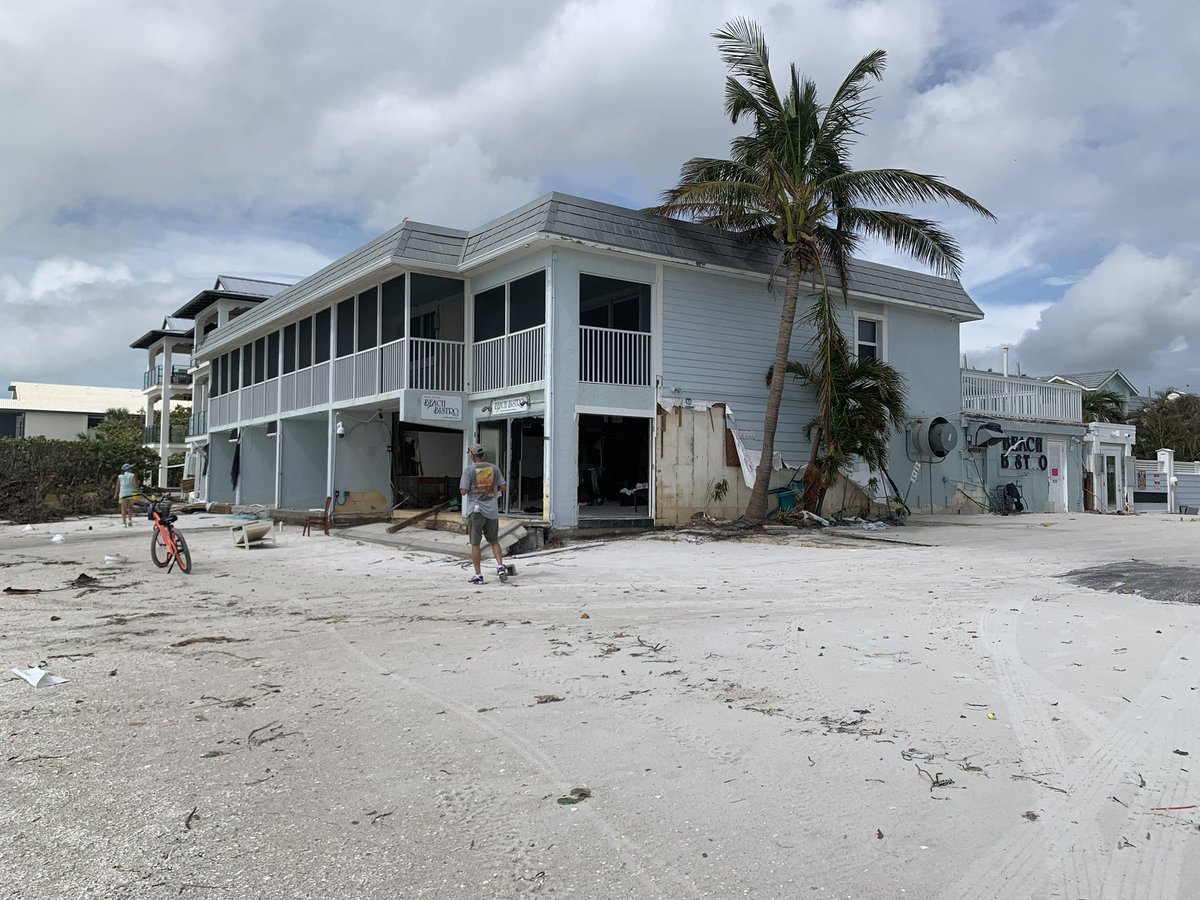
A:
11 666 68 688
184 807 199 830
247 721 298 748
1023 811 1039 822
1117 836 1136 849
1011 774 1069 794
580 612 590 619
172 636 249 648
556 787 592 805
534 694 564 704
50 534 65 543
901 748 936 762
1151 805 1198 811
876 828 884 839
4 587 42 594
637 637 666 653
915 765 955 791
1173 749 1190 757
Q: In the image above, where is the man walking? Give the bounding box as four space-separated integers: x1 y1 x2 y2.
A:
459 443 508 585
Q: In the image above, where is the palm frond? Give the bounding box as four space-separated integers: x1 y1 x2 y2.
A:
713 18 783 120
827 169 996 220
836 207 965 279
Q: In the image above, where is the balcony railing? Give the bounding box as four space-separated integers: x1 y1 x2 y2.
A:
186 412 208 437
580 326 651 386
961 370 1082 423
143 365 192 389
471 325 544 392
143 425 187 444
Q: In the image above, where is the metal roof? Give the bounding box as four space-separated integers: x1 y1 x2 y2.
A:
214 275 291 297
199 192 983 356
2 382 145 414
130 328 193 350
1050 370 1139 393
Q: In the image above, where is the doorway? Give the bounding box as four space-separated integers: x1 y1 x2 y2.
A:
577 414 652 518
391 417 462 508
1104 454 1119 510
476 416 545 516
1046 440 1066 512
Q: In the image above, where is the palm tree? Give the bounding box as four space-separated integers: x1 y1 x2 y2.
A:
647 19 994 521
1081 388 1125 423
776 350 908 512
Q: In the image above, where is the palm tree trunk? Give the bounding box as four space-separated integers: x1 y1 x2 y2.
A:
744 258 802 523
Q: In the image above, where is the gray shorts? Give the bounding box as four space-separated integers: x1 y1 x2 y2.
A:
467 512 498 546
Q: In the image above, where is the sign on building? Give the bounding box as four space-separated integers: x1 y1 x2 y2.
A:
420 395 462 422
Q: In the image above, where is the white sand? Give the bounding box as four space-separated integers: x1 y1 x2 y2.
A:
2 512 1198 899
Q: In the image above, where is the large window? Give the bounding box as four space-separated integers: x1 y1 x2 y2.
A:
242 343 253 385
509 271 545 332
314 309 331 364
357 287 377 351
579 274 650 331
267 331 280 379
299 318 313 369
336 298 355 357
473 286 505 341
283 325 296 375
230 348 241 390
381 275 405 343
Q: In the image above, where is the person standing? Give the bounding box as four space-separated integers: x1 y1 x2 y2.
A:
459 443 507 584
114 463 140 528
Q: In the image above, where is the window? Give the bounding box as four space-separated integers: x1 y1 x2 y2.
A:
230 348 241 390
509 271 546 332
212 356 222 396
86 414 105 430
473 286 505 341
242 343 254 385
253 337 266 383
579 274 650 331
314 308 331 363
855 315 884 360
283 324 296 374
336 297 355 357
381 275 405 344
267 331 280 379
357 287 377 351
299 318 313 369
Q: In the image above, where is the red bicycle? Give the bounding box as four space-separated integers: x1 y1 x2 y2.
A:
146 496 193 574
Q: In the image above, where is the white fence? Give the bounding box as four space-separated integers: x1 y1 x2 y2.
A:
580 326 651 386
471 326 545 392
961 371 1081 423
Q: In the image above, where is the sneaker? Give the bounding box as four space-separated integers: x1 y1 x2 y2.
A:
497 565 508 582
469 575 485 585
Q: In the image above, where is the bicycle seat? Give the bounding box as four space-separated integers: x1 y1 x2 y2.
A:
163 514 179 524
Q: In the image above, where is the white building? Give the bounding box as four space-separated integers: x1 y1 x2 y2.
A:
0 382 144 440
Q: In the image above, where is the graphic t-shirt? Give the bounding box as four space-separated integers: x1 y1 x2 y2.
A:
459 462 506 520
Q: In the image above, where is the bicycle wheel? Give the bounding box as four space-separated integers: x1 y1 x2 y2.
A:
173 530 193 574
150 527 170 568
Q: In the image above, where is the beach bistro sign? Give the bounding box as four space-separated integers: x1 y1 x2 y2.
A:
420 394 462 422
999 435 1049 471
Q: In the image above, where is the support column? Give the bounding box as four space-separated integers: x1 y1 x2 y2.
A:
159 343 173 489
1158 447 1175 513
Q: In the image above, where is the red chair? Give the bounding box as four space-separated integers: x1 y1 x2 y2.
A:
303 496 332 536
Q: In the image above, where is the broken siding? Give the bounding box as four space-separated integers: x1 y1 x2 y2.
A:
656 405 752 524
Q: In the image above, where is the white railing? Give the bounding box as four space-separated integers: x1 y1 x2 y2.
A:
580 326 652 386
411 338 464 392
354 347 380 397
264 377 278 417
250 382 267 420
281 372 298 413
381 340 406 392
333 356 355 402
507 325 545 386
312 361 330 406
961 371 1082 423
472 335 505 392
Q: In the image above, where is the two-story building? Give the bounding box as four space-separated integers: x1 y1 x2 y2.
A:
186 193 991 527
130 276 290 492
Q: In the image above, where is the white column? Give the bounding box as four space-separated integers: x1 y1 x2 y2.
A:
159 343 173 488
1158 447 1175 513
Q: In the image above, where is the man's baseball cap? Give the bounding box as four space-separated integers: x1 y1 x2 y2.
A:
121 463 133 470
468 443 485 455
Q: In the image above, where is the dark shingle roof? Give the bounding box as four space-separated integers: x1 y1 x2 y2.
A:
199 192 982 356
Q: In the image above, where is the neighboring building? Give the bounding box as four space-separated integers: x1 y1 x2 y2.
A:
960 369 1088 513
185 192 986 527
1045 369 1144 415
0 382 144 440
130 276 291 491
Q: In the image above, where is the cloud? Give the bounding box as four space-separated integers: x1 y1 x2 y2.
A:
1003 244 1200 390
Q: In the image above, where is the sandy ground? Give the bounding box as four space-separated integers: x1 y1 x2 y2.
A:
2 511 1199 900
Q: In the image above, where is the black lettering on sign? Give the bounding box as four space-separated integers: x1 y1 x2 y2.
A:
1039 455 1048 470
1000 454 1009 469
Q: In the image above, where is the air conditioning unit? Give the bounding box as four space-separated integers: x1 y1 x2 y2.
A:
266 421 278 438
911 416 959 460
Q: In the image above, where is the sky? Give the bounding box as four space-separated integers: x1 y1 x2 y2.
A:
2 0 1197 397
